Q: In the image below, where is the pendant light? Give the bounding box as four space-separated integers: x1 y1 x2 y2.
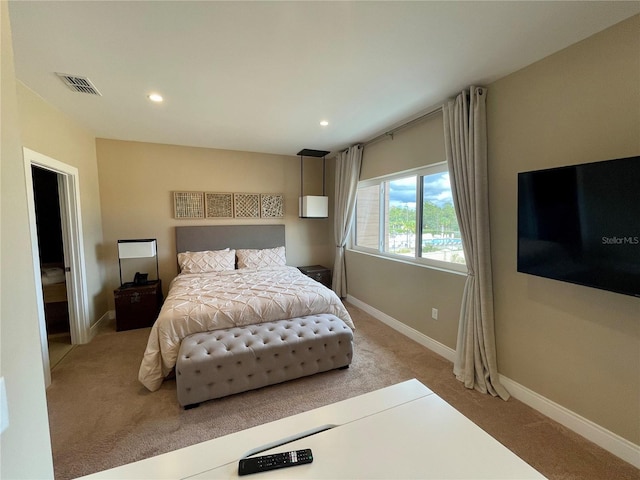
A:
298 149 329 218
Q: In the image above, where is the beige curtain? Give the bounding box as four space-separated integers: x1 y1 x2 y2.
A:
443 87 509 400
332 145 362 297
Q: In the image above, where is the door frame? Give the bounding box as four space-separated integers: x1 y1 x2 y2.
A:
23 148 90 387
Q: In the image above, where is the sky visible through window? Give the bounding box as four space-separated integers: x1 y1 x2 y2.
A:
355 171 465 266
388 172 453 208
386 172 465 265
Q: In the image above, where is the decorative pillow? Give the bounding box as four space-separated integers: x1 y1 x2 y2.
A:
178 248 236 273
236 246 286 269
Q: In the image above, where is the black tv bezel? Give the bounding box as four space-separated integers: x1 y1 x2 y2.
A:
516 156 640 298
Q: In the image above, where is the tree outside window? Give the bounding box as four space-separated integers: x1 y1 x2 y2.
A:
353 164 465 269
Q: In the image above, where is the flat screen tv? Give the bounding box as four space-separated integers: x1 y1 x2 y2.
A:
517 156 640 298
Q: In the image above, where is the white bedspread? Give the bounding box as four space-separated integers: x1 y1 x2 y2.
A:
138 266 354 391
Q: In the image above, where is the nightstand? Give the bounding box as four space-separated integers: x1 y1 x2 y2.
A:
114 280 163 331
298 265 332 289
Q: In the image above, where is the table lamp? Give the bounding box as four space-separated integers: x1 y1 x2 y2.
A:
117 239 158 286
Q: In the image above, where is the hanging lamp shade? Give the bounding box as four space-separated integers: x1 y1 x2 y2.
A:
298 149 330 218
300 195 329 218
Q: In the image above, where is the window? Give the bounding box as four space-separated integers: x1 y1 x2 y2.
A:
353 163 466 271
354 184 380 250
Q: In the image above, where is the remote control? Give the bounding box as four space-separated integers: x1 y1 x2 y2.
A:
238 449 313 476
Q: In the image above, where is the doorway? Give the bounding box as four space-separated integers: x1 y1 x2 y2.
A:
24 148 90 387
32 166 72 367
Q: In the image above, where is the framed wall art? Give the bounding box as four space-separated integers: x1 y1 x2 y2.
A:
173 191 285 219
233 193 260 218
173 192 204 219
205 192 234 218
260 194 284 218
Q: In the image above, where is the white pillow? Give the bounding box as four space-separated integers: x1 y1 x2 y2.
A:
178 248 236 273
236 246 286 269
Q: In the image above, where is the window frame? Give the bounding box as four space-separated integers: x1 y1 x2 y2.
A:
350 162 467 274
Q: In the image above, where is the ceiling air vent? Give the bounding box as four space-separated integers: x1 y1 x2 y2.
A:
56 73 102 96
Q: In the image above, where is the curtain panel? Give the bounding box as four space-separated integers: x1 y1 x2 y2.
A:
444 87 509 400
332 145 362 297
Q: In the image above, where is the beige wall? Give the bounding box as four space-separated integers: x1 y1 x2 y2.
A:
96 139 334 307
17 83 108 327
1 2 54 477
488 15 639 444
3 7 637 477
348 15 639 446
346 111 464 349
346 252 466 348
360 111 445 181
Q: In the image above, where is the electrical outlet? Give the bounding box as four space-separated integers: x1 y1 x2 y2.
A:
431 308 438 320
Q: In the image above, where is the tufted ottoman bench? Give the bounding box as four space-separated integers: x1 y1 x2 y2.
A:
176 314 354 408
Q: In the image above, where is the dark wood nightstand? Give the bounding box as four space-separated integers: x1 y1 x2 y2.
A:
114 280 163 331
298 265 332 289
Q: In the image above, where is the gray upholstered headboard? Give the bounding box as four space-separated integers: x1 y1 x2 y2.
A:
175 225 285 253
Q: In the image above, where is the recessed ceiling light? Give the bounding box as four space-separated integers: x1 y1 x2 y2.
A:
320 120 329 127
148 93 163 103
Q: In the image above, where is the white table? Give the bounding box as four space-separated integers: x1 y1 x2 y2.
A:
81 379 545 479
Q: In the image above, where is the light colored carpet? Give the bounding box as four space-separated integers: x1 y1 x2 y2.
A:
46 303 638 479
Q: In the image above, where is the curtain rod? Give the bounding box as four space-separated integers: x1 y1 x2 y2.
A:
363 105 443 148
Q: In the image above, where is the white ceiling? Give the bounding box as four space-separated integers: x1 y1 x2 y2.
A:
8 1 640 156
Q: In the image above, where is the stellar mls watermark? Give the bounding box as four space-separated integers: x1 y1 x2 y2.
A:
601 236 639 245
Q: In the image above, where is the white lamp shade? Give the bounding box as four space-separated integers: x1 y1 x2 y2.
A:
118 240 157 259
299 196 328 218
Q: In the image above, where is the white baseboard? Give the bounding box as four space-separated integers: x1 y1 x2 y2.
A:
346 295 455 362
88 310 114 340
345 295 640 469
499 375 640 468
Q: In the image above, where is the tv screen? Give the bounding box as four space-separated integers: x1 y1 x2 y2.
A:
517 156 640 297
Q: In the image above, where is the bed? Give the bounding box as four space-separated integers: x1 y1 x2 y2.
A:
138 225 355 394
